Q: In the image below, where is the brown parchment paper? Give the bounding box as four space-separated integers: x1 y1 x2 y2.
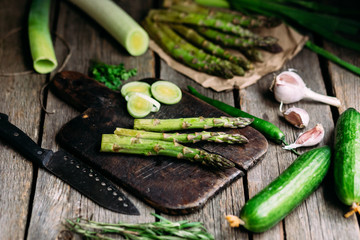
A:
149 23 308 92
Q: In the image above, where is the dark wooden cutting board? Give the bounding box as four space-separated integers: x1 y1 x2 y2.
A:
51 71 268 215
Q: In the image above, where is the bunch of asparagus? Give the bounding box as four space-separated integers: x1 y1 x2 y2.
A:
101 116 253 170
142 1 282 79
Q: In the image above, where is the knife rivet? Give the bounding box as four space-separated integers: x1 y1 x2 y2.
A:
123 203 128 207
13 132 19 137
89 173 93 177
70 160 74 164
113 192 118 196
101 182 106 186
107 187 112 191
118 197 123 201
63 156 69 161
82 168 86 172
76 164 80 169
95 177 100 181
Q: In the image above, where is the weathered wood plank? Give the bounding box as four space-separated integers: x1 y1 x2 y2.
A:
243 47 360 240
158 60 249 240
26 1 155 239
325 41 360 113
0 0 45 239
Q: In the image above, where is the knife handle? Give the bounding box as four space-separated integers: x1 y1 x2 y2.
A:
0 113 53 166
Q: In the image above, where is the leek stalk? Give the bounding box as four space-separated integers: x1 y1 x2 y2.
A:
68 0 149 56
28 0 58 74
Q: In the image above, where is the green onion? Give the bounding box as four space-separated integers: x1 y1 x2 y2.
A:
226 0 360 51
69 0 149 56
28 0 58 74
305 40 360 76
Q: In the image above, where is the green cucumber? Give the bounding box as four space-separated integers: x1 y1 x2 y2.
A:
334 108 360 217
121 81 151 98
228 146 331 232
151 81 182 105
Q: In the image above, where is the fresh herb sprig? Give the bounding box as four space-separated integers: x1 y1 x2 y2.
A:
65 213 215 240
89 61 137 91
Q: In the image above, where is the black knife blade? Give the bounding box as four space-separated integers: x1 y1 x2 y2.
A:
0 113 139 215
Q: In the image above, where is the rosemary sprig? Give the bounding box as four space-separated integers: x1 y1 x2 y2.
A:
65 213 215 240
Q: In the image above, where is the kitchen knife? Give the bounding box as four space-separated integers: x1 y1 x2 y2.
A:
0 113 139 215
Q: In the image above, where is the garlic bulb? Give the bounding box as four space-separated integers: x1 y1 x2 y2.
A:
283 123 325 150
272 70 341 107
283 107 309 128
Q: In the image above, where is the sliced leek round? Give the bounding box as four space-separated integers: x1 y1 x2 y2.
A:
126 93 160 118
121 81 151 98
151 81 182 105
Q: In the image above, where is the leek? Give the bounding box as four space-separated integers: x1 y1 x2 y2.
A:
68 0 149 56
28 0 58 74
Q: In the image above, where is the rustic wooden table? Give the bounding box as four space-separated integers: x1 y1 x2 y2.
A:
1 0 359 239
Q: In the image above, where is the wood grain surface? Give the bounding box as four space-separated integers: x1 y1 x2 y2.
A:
51 71 267 214
1 0 360 239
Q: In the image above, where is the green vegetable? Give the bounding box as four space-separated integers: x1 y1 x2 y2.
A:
133 116 253 132
68 0 149 56
333 108 360 217
150 9 260 38
151 80 182 105
120 81 151 97
142 17 230 78
114 127 249 144
66 213 215 240
305 41 360 76
89 61 137 91
101 134 235 169
171 24 253 70
227 146 331 232
28 0 58 74
126 93 160 119
223 0 360 75
188 86 285 144
226 0 360 51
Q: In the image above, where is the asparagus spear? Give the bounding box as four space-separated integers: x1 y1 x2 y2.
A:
101 134 235 169
150 9 258 38
195 26 282 53
170 2 280 28
158 22 244 77
114 127 249 144
142 18 226 78
133 116 253 132
171 24 253 70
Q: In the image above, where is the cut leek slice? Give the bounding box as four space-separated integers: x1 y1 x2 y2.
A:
121 81 151 98
151 81 182 105
127 93 160 118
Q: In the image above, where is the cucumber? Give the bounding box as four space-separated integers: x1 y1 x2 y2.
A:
121 81 151 98
236 146 331 232
151 80 182 105
334 108 360 216
126 93 160 118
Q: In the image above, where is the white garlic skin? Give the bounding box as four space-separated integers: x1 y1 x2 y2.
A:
283 107 310 128
273 70 306 104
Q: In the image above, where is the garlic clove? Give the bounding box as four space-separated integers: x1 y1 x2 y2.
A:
283 123 324 150
272 70 306 104
283 107 309 128
272 69 341 107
